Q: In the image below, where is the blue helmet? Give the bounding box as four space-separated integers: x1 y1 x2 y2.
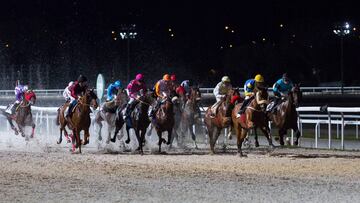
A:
114 80 122 88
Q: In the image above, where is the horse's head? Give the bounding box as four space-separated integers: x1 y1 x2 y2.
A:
290 84 302 107
255 88 269 111
115 88 129 106
190 87 201 103
83 89 98 109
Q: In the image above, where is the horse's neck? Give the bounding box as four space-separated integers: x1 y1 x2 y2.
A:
284 93 295 112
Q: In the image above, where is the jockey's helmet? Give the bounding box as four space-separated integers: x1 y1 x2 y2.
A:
171 74 176 81
221 76 231 83
282 73 289 83
163 74 171 81
114 80 122 88
254 74 264 83
68 81 74 87
23 85 29 91
78 75 88 83
135 73 144 81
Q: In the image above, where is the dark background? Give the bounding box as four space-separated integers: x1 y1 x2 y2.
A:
1 0 359 89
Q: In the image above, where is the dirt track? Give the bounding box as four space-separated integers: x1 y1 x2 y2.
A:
1 145 360 203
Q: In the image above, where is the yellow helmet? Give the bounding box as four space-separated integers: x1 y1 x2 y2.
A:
254 74 264 82
163 74 171 81
221 76 231 83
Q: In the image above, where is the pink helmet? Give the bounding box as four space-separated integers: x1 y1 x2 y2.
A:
135 73 144 81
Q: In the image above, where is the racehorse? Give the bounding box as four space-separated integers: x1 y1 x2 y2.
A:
152 94 175 153
204 89 237 154
120 90 156 154
95 88 128 144
0 91 36 139
57 89 98 153
177 87 202 148
267 84 302 146
232 88 274 156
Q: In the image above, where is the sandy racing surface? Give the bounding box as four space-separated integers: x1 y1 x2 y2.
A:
1 134 360 203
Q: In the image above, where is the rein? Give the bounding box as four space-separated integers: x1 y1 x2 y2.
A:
135 97 152 106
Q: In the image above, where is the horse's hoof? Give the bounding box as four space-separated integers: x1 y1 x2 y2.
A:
98 136 102 141
14 131 18 136
209 151 215 155
237 152 247 157
166 141 171 145
228 135 232 140
110 138 116 143
21 134 25 138
255 142 260 147
125 139 130 144
294 141 299 146
57 140 62 144
30 135 34 139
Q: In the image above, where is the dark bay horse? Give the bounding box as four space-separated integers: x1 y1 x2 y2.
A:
57 89 98 153
95 88 128 144
267 84 302 145
0 91 36 139
177 87 202 148
120 91 156 154
232 89 274 156
204 89 236 154
152 95 175 153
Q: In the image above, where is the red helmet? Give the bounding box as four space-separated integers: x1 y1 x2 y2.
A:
171 74 176 81
135 73 144 81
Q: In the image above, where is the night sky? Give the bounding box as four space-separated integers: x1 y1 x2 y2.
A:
1 0 359 89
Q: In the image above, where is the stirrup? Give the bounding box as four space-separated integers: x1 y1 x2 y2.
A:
236 113 241 118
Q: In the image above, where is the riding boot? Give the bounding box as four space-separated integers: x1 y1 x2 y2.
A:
149 101 161 120
237 98 250 117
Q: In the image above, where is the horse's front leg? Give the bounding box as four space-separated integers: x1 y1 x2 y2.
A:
166 129 172 145
83 129 90 145
293 126 301 146
189 124 198 149
260 126 274 148
8 118 18 135
125 126 131 144
30 123 35 138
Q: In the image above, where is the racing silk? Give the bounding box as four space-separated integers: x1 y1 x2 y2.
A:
127 79 146 98
176 86 186 96
69 81 87 100
273 78 293 96
15 85 26 102
155 79 172 98
180 80 190 93
63 85 72 101
213 81 232 101
106 83 119 101
244 79 256 97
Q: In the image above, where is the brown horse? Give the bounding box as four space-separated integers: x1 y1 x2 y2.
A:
232 89 274 156
122 91 156 154
267 84 302 145
177 87 202 148
95 88 128 144
204 89 236 154
57 89 98 153
152 95 175 153
0 91 36 139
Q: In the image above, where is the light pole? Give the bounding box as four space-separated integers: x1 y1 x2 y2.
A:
333 22 351 94
120 24 137 82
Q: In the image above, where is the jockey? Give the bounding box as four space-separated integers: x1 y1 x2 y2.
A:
180 80 191 95
6 84 29 114
106 80 122 102
66 75 88 121
63 81 74 102
210 76 232 118
148 74 173 119
236 74 265 117
123 73 146 119
268 73 294 112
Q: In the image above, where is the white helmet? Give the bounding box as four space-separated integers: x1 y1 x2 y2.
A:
68 81 74 87
23 85 29 91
